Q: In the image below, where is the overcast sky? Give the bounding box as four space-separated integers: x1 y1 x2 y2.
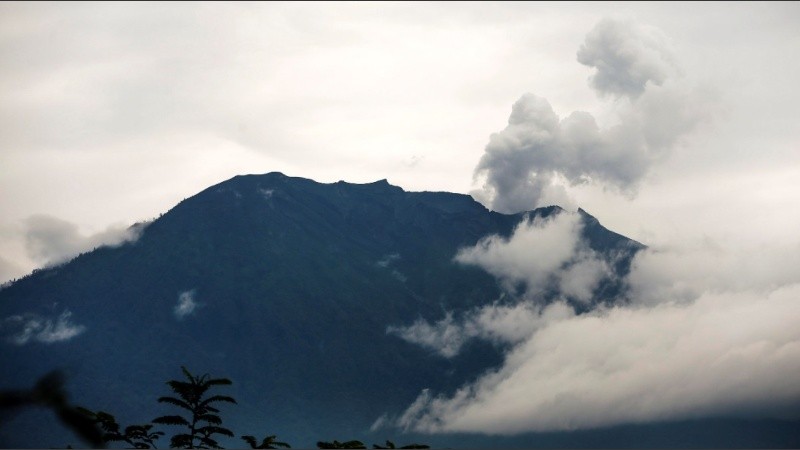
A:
2 2 799 281
2 2 800 435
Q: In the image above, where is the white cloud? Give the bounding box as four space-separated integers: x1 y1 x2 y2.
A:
174 290 198 320
2 310 86 345
626 240 800 306
455 212 580 294
397 283 800 434
388 211 609 360
455 211 610 302
23 214 141 267
558 255 611 303
388 301 574 358
471 300 574 346
392 223 800 435
387 212 612 360
388 312 467 359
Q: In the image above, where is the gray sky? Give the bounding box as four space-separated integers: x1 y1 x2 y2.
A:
2 2 799 280
3 2 800 434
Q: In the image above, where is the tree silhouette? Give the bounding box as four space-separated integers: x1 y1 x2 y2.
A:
152 366 237 448
2 368 442 449
77 407 164 449
120 424 165 449
317 439 367 449
241 434 291 448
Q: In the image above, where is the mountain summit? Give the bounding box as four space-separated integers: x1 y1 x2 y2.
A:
0 173 641 447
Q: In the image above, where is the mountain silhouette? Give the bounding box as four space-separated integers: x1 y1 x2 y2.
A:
1 172 734 448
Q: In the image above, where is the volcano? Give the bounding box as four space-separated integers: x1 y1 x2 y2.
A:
3 172 725 448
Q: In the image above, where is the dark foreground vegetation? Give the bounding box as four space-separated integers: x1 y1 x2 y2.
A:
0 367 429 449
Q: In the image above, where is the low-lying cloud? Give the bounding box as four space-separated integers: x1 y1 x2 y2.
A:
0 255 24 287
626 241 800 306
390 230 800 434
174 290 198 320
23 214 141 267
377 253 401 268
389 210 613 358
388 301 573 359
397 283 800 434
377 253 407 282
1 309 86 345
472 18 715 214
455 211 610 303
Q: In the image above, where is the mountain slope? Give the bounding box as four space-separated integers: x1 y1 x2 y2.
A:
0 172 642 447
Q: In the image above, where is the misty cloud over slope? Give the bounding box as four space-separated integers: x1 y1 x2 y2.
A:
454 212 610 303
389 212 800 435
23 214 141 267
472 18 715 214
1 309 86 345
395 284 800 434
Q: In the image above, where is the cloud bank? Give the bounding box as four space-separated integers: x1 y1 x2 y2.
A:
397 283 800 434
626 241 800 306
389 227 800 434
390 230 800 435
23 214 141 267
472 18 714 214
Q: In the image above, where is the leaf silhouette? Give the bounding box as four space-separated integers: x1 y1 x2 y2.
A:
153 366 238 448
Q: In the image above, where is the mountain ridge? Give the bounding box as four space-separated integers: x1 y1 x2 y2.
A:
1 172 644 447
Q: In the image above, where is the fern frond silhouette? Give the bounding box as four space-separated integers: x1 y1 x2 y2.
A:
241 434 291 448
77 408 164 449
152 366 237 449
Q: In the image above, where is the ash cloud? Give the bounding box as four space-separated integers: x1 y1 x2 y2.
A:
472 18 714 214
23 214 141 267
577 18 677 99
